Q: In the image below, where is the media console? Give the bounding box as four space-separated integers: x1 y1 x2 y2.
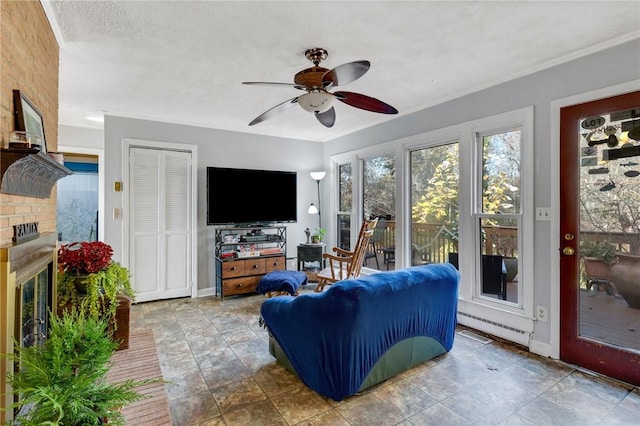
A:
214 225 287 298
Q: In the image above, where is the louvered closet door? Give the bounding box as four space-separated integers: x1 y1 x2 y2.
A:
130 147 192 302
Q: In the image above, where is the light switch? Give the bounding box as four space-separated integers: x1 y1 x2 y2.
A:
113 208 122 220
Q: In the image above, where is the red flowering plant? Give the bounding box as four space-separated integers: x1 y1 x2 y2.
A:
58 241 114 275
57 241 134 321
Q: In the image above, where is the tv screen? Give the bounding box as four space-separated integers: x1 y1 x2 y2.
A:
207 167 297 226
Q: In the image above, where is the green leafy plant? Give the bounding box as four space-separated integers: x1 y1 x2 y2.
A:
579 240 617 265
311 228 326 243
3 308 159 425
57 242 135 321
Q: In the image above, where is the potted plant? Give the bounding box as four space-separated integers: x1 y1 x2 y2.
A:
57 241 135 320
3 308 159 425
579 240 617 294
311 228 326 244
57 242 135 350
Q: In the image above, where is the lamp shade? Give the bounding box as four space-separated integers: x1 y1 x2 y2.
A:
298 91 334 114
308 203 319 214
309 171 326 181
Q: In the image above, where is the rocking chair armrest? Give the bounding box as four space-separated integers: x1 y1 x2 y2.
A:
323 253 354 277
323 252 354 264
331 247 354 257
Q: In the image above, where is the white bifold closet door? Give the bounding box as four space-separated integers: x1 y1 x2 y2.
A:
129 147 192 302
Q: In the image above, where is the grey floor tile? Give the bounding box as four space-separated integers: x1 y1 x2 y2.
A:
133 295 638 426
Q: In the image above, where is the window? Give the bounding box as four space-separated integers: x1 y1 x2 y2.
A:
475 129 521 304
362 154 395 271
329 107 533 344
337 163 352 250
410 142 459 266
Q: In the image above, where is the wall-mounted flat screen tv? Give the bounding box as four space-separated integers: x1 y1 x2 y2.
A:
207 167 297 226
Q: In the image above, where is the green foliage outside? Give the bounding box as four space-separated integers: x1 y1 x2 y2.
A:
409 133 520 259
579 240 617 264
580 153 640 255
363 155 396 219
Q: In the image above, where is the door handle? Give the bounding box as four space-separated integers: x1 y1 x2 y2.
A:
563 246 575 256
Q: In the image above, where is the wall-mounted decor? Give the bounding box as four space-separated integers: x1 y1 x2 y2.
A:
13 90 47 154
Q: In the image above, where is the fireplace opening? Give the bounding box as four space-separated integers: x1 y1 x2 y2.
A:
1 232 57 423
17 259 53 349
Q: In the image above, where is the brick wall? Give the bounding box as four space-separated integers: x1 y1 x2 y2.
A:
0 1 59 246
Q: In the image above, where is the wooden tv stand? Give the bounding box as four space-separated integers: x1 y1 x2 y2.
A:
214 225 287 298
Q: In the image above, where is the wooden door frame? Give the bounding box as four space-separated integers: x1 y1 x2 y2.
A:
558 89 640 385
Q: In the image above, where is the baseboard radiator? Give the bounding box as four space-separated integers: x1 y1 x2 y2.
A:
457 311 531 347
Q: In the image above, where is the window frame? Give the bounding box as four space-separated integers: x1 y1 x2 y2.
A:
473 126 523 306
328 107 534 344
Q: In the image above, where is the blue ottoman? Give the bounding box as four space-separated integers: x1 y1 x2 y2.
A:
257 271 307 297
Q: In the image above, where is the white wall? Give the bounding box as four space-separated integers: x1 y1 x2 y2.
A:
102 116 323 292
59 125 103 150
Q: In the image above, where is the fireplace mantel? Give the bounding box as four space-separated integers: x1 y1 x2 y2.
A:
0 148 72 198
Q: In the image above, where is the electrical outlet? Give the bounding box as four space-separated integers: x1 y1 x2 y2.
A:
536 208 551 221
536 305 548 322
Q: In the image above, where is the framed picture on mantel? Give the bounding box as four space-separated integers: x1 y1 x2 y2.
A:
13 89 47 154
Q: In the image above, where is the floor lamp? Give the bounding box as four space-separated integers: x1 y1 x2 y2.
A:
308 171 326 229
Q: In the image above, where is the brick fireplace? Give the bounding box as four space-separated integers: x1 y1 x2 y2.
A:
0 232 58 423
1 2 60 421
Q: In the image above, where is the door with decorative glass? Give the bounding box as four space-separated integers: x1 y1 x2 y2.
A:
559 91 640 385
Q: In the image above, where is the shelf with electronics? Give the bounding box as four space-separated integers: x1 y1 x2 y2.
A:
214 225 287 298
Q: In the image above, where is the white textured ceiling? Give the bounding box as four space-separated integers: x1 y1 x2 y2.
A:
48 1 640 142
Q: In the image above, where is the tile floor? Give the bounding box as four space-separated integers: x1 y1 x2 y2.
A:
130 286 639 426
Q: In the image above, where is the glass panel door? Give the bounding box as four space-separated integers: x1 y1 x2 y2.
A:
560 91 640 385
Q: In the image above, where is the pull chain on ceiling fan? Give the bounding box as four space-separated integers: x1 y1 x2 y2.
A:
242 48 398 128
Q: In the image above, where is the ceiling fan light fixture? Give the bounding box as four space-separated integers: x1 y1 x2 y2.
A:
298 91 334 114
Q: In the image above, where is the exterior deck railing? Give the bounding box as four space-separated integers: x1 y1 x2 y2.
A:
362 222 637 267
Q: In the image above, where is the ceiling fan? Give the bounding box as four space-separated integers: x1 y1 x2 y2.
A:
242 48 398 128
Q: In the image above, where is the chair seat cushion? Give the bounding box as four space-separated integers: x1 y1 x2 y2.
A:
257 270 307 295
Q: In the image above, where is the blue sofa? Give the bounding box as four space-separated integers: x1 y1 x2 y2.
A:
259 263 459 401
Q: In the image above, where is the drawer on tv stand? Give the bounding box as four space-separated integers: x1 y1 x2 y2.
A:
222 276 259 296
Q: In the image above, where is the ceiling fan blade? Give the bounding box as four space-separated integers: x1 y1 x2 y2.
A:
322 61 370 88
248 97 299 126
315 107 335 128
242 82 307 90
334 91 398 114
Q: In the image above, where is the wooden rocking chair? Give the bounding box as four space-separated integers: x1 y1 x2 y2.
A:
314 217 378 292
